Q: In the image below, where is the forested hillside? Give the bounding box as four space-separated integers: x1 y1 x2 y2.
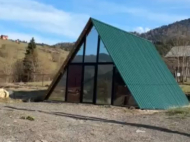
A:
141 18 190 56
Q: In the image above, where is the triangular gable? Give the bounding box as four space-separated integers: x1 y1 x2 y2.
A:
44 19 113 100
45 18 188 109
44 18 93 100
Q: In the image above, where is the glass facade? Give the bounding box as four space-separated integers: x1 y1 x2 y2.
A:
99 40 113 62
67 65 82 103
83 66 95 103
72 43 84 63
48 70 67 101
96 65 113 104
49 26 137 108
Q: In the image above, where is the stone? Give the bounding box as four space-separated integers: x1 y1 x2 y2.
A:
0 88 9 98
136 129 146 133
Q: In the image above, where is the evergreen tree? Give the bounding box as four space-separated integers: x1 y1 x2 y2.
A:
23 37 38 82
26 37 36 55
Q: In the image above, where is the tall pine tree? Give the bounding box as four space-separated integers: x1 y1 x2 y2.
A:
23 38 38 82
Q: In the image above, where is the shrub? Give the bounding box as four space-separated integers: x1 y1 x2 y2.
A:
20 115 35 121
166 106 190 118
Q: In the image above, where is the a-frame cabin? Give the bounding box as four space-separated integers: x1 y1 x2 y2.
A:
44 18 189 109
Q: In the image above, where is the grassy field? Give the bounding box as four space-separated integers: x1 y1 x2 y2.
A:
180 84 190 94
166 106 190 119
0 39 69 76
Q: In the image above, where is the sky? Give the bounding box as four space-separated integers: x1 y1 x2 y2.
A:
0 0 189 45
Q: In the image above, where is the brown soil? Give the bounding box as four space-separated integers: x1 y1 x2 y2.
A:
0 102 190 142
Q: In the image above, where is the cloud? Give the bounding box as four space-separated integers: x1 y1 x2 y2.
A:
0 0 89 39
135 27 150 33
0 0 188 44
0 24 63 45
75 0 188 23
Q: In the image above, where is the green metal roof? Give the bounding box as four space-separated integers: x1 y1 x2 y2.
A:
91 18 189 109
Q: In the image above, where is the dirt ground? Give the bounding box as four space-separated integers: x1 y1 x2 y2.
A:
0 102 190 142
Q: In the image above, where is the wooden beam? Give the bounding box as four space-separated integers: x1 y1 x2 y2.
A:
44 18 93 100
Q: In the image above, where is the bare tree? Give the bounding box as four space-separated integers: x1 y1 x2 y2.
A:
167 24 190 83
12 60 24 82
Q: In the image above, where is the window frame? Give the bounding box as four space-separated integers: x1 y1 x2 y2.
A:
66 26 115 105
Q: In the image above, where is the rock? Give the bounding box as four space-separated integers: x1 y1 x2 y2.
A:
136 129 146 133
0 88 9 98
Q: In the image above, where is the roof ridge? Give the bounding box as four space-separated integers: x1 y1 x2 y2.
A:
90 17 152 43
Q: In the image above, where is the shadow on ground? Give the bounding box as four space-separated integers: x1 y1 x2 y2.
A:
4 106 190 138
9 90 46 102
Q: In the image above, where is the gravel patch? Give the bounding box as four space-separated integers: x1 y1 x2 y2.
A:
0 102 190 142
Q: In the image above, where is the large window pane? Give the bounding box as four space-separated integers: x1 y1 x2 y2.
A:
83 66 95 103
96 65 113 104
84 27 98 62
48 70 67 101
99 40 113 62
72 43 84 63
113 69 137 107
67 65 82 103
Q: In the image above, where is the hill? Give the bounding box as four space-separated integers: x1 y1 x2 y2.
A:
53 42 75 51
140 18 190 56
141 18 190 42
0 39 69 81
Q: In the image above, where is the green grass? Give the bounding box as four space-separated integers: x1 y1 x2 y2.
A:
166 106 190 119
180 85 190 94
20 115 35 121
26 81 51 86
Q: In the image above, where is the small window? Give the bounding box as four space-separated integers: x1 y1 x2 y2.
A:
98 40 113 62
84 27 99 62
72 43 84 63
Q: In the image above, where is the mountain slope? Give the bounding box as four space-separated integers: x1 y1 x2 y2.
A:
53 42 75 51
141 18 190 42
140 18 190 56
0 39 69 77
